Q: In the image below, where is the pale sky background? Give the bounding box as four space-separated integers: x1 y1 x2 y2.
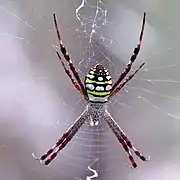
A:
0 0 180 180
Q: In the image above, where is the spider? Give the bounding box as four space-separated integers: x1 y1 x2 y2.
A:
33 12 149 168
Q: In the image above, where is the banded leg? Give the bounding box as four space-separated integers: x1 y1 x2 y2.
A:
56 51 82 93
43 115 87 165
109 62 145 98
33 110 89 165
104 111 149 167
110 12 146 94
104 112 137 168
53 13 88 100
118 136 137 168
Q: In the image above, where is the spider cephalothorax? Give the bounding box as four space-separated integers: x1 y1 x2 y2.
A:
85 64 112 103
33 13 150 168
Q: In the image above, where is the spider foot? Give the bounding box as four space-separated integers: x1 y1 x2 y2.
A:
141 155 151 162
145 155 151 162
44 159 51 165
39 160 50 165
32 153 47 165
32 153 40 160
124 162 137 169
34 158 52 165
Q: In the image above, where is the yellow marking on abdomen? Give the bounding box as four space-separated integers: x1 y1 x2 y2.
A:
87 90 110 96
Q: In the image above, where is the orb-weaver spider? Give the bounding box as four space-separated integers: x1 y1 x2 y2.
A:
33 12 149 168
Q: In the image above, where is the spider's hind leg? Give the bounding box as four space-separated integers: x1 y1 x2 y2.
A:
118 135 137 168
120 133 150 162
33 110 89 165
104 111 149 167
53 13 88 100
32 131 69 162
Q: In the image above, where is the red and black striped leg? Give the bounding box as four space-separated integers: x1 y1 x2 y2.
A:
118 136 137 168
33 110 89 165
104 113 137 168
43 110 89 165
104 111 149 167
56 51 82 93
32 132 69 162
53 13 88 100
109 62 145 98
44 132 74 165
120 133 150 162
111 12 146 93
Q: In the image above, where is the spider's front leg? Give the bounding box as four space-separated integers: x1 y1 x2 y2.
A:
33 109 89 165
109 62 145 98
53 13 88 100
104 111 149 168
110 12 146 95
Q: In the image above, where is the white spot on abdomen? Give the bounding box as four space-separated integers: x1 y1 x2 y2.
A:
106 75 111 80
87 74 94 79
96 86 104 91
106 85 112 91
98 76 103 81
86 84 95 90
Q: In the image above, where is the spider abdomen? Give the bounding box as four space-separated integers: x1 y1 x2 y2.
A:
85 64 112 103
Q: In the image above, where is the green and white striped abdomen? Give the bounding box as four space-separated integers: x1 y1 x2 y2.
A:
85 64 112 103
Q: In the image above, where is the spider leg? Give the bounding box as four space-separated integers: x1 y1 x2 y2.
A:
53 13 88 100
56 51 82 93
104 112 137 168
110 12 146 93
118 136 137 168
120 131 150 162
33 110 89 165
109 62 145 98
104 111 149 167
33 131 68 162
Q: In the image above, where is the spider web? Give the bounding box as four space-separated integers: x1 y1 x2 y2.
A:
1 0 180 180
